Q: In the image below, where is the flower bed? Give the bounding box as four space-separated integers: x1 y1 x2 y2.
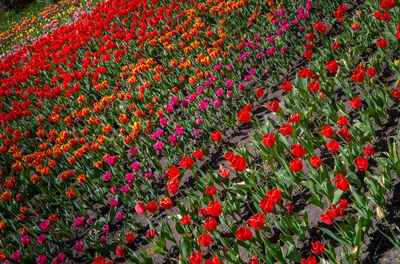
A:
0 0 400 263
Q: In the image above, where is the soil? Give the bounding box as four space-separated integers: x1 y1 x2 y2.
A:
0 0 35 12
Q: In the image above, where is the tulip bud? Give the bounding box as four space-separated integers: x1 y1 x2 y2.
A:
147 247 164 254
350 246 358 255
380 176 385 186
306 107 312 116
376 206 386 219
370 77 375 83
334 70 341 81
340 59 348 70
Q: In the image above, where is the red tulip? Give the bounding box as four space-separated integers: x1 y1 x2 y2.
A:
336 115 348 126
332 173 350 191
267 100 280 112
256 87 264 98
289 158 303 172
354 156 369 171
349 97 361 109
310 156 322 168
376 38 387 48
338 199 349 210
311 241 325 255
266 188 281 204
192 149 204 160
207 201 222 216
380 0 396 9
188 250 202 264
237 109 251 123
180 215 192 225
321 125 334 138
305 32 314 42
247 214 265 230
167 166 180 178
146 201 158 213
391 90 400 99
280 123 293 135
248 256 259 264
326 60 338 73
204 256 221 264
126 233 136 243
326 140 339 153
338 127 353 142
363 145 375 156
301 256 317 264
298 68 313 78
211 130 222 141
291 143 306 158
229 154 247 171
281 81 292 92
260 197 274 213
160 197 173 210
313 21 327 33
262 134 275 147
331 42 340 50
218 168 230 179
320 210 335 225
224 151 235 162
366 67 376 77
351 22 360 30
351 67 365 82
199 208 208 216
307 81 320 93
204 217 218 231
167 178 179 195
180 156 194 169
205 185 217 195
235 226 252 241
198 233 211 247
288 112 300 123
115 247 126 258
286 203 294 214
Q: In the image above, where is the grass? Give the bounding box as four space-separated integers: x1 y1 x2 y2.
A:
0 0 56 34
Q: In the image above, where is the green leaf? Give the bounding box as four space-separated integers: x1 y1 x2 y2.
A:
146 247 164 254
139 251 154 264
332 189 343 204
286 244 302 262
346 172 361 188
98 245 111 258
176 201 187 215
107 206 116 223
175 222 185 235
179 236 192 259
127 253 141 263
354 221 362 247
268 243 286 264
160 220 176 243
383 30 397 43
224 251 237 263
309 195 325 209
320 227 352 248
